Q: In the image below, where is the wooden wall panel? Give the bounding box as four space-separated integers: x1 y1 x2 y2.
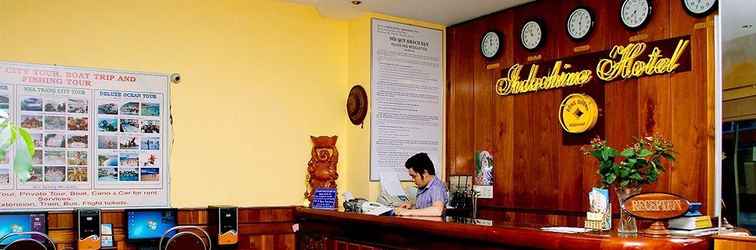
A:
446 0 715 217
44 207 296 250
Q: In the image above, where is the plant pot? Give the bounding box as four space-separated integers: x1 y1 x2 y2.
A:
615 186 641 234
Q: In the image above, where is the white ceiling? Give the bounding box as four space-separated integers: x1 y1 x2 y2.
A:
286 0 534 25
722 0 756 41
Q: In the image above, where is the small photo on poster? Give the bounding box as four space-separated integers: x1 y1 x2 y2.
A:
141 120 159 134
31 133 43 148
0 95 8 111
0 169 8 184
67 98 88 113
140 103 160 116
120 102 140 115
97 118 118 132
44 150 66 165
119 136 140 150
44 166 66 182
141 137 160 150
21 97 43 112
119 153 139 167
98 154 118 167
118 168 138 181
44 116 66 130
44 134 66 148
119 119 139 133
140 168 159 181
97 102 118 115
29 167 43 182
139 153 159 167
66 167 88 182
66 135 88 148
97 135 118 149
20 115 43 129
67 117 88 131
44 98 66 113
98 168 118 182
67 151 88 165
31 151 43 165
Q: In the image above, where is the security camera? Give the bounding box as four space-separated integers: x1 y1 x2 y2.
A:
170 73 181 84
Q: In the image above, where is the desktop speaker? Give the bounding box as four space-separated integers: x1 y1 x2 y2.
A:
208 206 238 246
76 208 101 250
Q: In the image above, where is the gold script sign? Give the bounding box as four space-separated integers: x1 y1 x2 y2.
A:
495 36 691 96
622 192 690 220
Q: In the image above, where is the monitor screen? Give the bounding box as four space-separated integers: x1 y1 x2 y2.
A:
0 213 46 245
126 209 177 242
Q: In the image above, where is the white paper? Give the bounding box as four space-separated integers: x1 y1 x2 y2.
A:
380 172 407 197
370 19 443 181
540 227 592 234
473 185 493 199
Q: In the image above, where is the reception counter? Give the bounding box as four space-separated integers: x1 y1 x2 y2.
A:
295 208 710 250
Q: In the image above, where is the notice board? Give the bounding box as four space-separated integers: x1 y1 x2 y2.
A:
0 61 171 210
370 19 443 181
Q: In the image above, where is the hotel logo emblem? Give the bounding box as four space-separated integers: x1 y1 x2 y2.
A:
559 93 598 134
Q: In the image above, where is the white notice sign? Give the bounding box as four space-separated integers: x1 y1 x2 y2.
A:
370 19 443 181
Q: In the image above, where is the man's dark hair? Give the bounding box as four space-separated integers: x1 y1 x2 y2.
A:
405 152 435 175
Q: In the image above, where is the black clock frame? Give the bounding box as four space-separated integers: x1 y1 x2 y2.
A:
620 0 653 31
480 30 504 60
681 0 718 18
565 6 596 42
520 18 547 51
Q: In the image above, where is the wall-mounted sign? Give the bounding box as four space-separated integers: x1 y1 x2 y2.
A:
621 192 691 220
495 36 692 96
559 94 599 134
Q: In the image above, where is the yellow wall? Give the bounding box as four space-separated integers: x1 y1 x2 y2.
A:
0 0 444 207
343 14 445 201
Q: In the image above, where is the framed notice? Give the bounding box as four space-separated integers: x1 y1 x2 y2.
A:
370 19 443 181
0 61 171 211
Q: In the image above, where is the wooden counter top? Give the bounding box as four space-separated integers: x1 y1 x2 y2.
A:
295 207 710 250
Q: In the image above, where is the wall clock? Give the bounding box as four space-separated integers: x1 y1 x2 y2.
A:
620 0 653 30
566 7 595 41
520 19 545 51
682 0 717 17
480 31 503 59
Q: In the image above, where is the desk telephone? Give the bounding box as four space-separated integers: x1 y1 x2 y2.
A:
343 198 395 216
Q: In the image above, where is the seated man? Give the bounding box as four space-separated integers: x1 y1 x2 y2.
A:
394 153 448 217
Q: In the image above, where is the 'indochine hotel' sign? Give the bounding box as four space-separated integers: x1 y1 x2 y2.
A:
495 36 692 96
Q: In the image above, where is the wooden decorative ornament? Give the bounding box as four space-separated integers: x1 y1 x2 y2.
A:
305 136 339 202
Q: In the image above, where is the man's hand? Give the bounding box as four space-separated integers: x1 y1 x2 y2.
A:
394 207 408 216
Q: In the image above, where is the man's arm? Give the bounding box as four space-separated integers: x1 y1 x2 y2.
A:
395 201 444 217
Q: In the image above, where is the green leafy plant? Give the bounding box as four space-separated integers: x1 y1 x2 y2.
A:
581 135 676 189
0 111 36 182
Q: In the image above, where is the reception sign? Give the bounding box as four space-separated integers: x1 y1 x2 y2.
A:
0 61 171 211
496 36 692 96
622 192 690 220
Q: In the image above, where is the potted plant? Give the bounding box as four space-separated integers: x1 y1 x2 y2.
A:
0 111 36 182
582 135 676 233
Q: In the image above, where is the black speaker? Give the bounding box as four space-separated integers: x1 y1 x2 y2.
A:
76 208 101 250
208 206 238 246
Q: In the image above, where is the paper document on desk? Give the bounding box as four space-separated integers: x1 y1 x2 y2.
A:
540 227 592 234
380 172 407 197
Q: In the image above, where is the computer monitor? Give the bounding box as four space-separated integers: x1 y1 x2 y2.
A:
125 209 177 243
0 212 47 246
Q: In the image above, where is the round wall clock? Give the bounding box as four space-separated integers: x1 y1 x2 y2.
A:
620 0 653 30
481 31 503 59
566 7 595 41
682 0 717 17
520 19 545 51
347 85 368 126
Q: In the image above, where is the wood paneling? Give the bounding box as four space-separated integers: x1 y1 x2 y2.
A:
446 0 715 218
44 207 296 250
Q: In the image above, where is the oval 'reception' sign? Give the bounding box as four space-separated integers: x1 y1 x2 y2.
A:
622 192 690 220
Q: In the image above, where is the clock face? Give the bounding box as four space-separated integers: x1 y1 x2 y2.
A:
683 0 717 16
521 20 544 51
567 7 594 41
481 31 501 59
621 0 652 30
